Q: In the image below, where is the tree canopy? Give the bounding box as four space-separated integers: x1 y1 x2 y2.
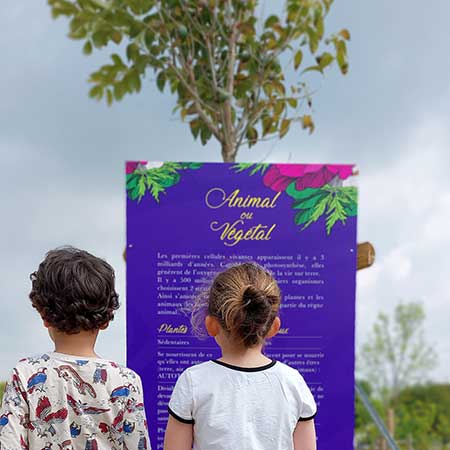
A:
48 0 350 161
359 302 438 405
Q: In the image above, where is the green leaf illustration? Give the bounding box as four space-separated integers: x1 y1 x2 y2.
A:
157 171 180 188
293 191 327 210
342 186 357 204
184 162 202 170
287 183 357 234
126 173 139 190
159 162 183 173
286 183 320 200
127 162 203 202
129 186 139 201
129 175 146 202
302 193 332 229
145 174 165 202
295 208 315 225
325 192 347 234
344 201 357 217
232 163 253 172
231 163 269 175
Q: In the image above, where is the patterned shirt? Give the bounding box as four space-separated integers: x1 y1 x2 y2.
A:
0 352 150 450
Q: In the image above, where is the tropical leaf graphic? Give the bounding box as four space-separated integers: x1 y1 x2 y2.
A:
286 182 357 234
231 163 269 176
126 162 202 202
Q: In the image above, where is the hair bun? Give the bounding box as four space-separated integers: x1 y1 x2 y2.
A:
242 285 271 315
202 263 281 347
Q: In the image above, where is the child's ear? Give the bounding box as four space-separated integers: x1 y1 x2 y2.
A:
42 318 50 328
205 315 220 337
266 316 281 339
99 323 109 330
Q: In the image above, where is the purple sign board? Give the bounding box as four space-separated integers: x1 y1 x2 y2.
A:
126 162 357 449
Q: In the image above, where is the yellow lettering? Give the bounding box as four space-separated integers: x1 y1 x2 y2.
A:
205 188 227 209
209 220 277 247
158 323 188 334
205 188 280 209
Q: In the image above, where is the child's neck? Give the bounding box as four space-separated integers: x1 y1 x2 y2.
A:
51 328 100 358
218 342 271 368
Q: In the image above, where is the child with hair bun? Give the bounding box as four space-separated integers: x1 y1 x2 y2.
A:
164 262 317 450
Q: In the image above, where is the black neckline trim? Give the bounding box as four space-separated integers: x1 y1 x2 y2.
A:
211 359 277 372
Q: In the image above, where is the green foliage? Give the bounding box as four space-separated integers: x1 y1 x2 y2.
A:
359 302 438 406
396 384 450 448
396 400 437 450
47 0 351 161
286 183 357 234
355 380 450 449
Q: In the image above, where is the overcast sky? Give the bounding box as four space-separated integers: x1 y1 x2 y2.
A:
0 1 449 382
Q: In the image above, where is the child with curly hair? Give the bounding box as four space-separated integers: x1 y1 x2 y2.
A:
0 247 150 450
164 262 317 450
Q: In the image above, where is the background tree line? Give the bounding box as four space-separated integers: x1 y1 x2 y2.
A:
356 302 449 450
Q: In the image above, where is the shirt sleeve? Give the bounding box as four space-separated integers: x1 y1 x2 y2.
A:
168 370 194 424
296 372 317 421
122 373 151 450
0 368 30 450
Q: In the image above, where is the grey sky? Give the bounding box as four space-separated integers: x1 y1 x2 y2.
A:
0 1 449 382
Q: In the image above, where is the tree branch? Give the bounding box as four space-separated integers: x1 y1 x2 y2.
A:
222 0 239 159
181 58 222 141
155 2 224 143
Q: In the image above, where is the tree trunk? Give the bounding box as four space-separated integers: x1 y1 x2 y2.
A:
407 434 413 450
221 143 236 162
387 408 395 438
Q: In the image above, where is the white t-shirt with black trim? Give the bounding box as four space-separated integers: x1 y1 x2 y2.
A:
168 359 317 450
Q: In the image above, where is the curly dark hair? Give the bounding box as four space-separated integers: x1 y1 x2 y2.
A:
29 246 120 334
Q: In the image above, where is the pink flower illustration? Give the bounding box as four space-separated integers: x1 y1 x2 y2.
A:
126 161 148 174
263 164 353 192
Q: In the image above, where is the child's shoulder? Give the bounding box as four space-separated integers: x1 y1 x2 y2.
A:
273 360 305 380
180 360 217 378
107 361 142 382
13 352 54 373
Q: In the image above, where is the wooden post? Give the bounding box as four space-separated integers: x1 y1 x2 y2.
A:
381 407 395 450
357 242 375 271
